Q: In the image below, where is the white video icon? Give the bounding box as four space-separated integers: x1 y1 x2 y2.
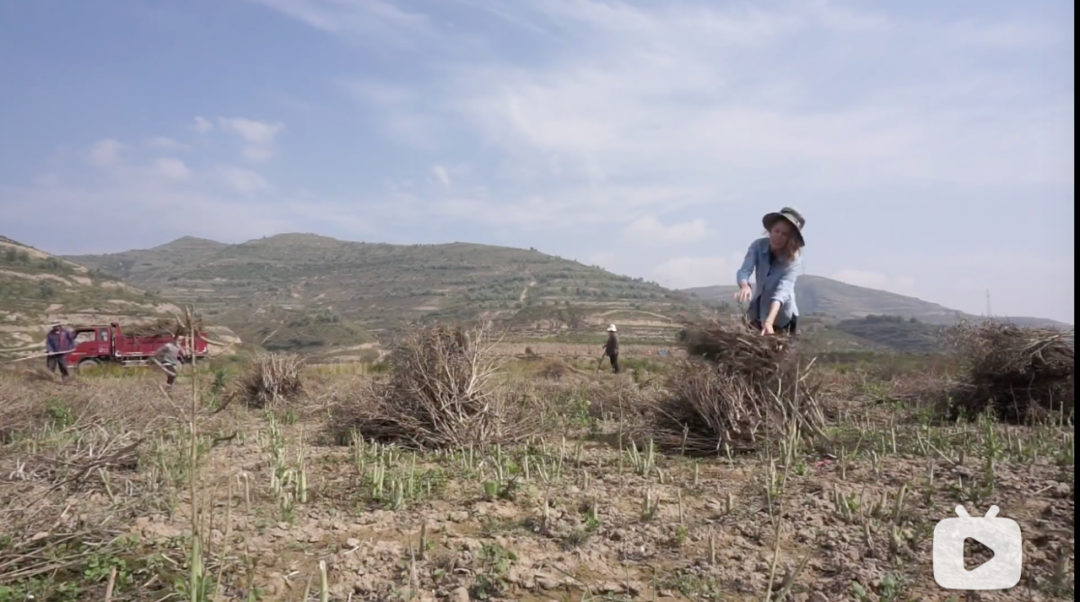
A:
933 505 1023 590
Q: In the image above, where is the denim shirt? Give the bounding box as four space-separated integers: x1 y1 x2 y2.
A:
735 237 802 327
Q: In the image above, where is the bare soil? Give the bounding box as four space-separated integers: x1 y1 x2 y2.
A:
0 367 1073 602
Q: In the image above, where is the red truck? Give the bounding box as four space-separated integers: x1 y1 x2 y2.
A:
63 322 211 372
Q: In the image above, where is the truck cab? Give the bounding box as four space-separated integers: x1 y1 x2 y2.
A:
67 326 114 370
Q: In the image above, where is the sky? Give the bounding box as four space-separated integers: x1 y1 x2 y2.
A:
0 0 1074 323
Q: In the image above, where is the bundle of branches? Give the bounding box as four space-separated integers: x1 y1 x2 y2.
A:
236 352 306 409
676 318 787 376
943 320 1074 424
342 321 542 448
647 318 825 455
123 315 205 338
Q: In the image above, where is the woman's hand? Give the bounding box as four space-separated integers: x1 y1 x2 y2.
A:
734 284 753 304
760 321 775 336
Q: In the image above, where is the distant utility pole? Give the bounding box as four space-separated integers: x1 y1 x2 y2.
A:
985 289 993 318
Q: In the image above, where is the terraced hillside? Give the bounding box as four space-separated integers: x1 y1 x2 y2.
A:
684 275 1070 328
67 234 711 347
0 236 240 357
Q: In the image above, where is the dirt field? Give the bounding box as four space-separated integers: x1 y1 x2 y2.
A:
0 358 1073 601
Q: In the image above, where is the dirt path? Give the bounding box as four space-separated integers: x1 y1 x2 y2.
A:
519 278 537 303
597 308 674 322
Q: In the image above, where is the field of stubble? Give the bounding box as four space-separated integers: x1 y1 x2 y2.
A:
0 355 1073 602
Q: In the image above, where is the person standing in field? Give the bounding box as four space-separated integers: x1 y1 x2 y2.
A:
734 207 806 336
154 336 185 391
45 321 76 383
603 324 621 373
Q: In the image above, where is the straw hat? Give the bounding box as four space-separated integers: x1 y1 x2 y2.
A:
763 207 806 246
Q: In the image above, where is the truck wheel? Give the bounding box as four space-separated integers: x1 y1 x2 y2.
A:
77 359 102 374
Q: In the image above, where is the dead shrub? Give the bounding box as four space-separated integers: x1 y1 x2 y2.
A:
235 352 305 409
943 320 1074 424
583 373 661 419
644 319 826 455
538 359 568 380
338 321 544 448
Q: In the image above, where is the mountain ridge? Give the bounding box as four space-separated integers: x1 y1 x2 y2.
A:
682 275 1070 329
30 232 1068 356
63 233 709 353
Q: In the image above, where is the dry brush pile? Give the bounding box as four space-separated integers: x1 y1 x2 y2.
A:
233 352 306 409
334 322 547 448
944 320 1075 424
644 319 826 455
122 315 206 338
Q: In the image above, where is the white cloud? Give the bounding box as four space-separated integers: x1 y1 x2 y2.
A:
242 146 275 162
88 139 124 167
153 157 192 181
621 216 710 244
218 117 283 145
218 167 271 194
1 128 381 251
240 0 435 49
322 1 1071 205
432 165 452 188
586 251 620 270
192 116 214 133
218 117 284 162
832 269 917 296
431 184 701 231
146 137 190 151
1 179 291 250
653 254 743 289
946 20 1063 50
342 79 415 106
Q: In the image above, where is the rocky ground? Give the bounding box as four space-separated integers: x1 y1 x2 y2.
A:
0 368 1073 601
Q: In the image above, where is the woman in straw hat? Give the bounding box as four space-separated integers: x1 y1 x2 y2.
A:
733 207 806 336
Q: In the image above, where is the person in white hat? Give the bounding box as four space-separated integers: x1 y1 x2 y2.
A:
602 324 620 373
733 207 806 336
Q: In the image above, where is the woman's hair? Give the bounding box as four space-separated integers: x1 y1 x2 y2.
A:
762 230 803 263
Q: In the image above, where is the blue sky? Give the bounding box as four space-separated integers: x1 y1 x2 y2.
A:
0 0 1074 322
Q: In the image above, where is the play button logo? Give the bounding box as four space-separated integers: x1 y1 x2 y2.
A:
964 538 994 571
933 505 1023 590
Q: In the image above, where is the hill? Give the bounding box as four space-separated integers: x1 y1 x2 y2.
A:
0 235 240 357
683 275 1070 329
66 234 710 350
69 236 229 282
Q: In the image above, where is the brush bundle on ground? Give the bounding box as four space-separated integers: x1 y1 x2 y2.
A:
944 320 1074 424
343 321 541 448
677 319 792 380
237 352 305 409
647 319 825 455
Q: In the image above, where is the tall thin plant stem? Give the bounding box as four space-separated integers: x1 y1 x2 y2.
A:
183 305 205 601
